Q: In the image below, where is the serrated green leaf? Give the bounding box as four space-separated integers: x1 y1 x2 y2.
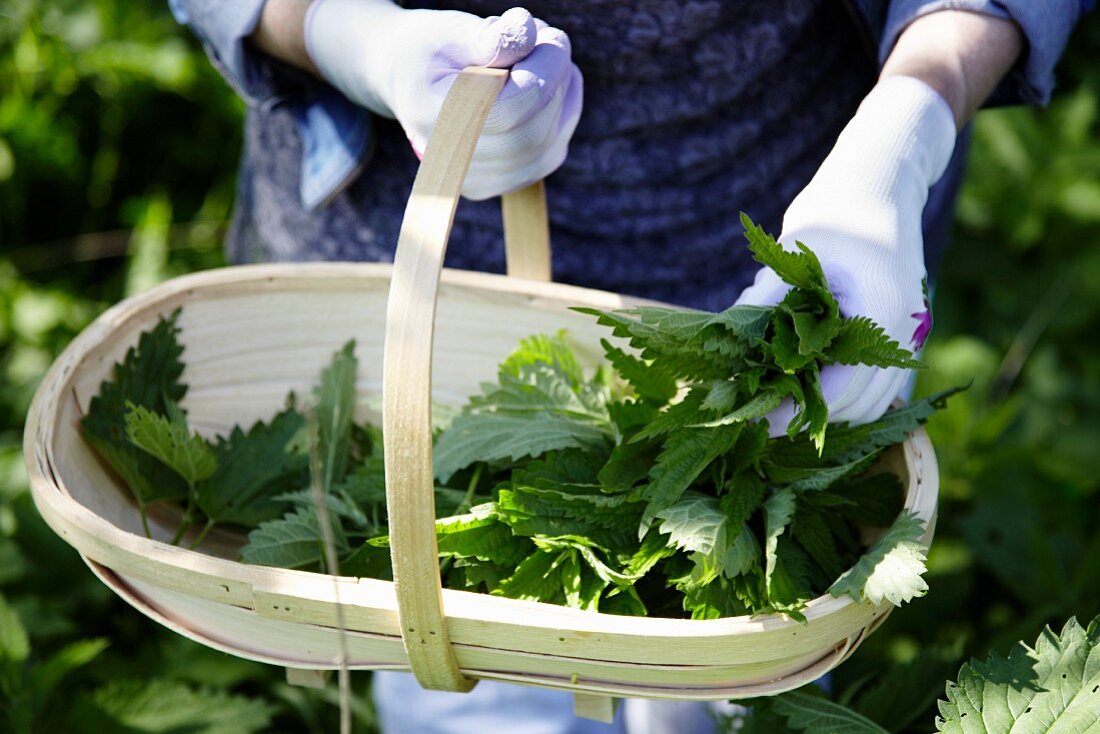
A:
781 287 841 358
314 340 358 492
824 473 905 527
599 438 661 492
88 679 275 734
799 366 829 451
497 485 640 551
600 339 677 403
693 390 783 429
708 304 772 342
194 406 308 527
740 213 830 295
639 424 743 531
495 548 571 603
768 535 815 611
770 688 890 733
434 413 610 483
435 504 532 566
792 507 845 581
764 488 797 597
241 506 345 569
657 493 727 557
701 379 739 413
501 332 586 386
764 388 962 469
681 576 749 619
124 403 217 487
936 615 1100 733
829 511 928 606
773 453 880 492
632 388 712 441
81 311 190 507
828 316 923 369
771 313 814 372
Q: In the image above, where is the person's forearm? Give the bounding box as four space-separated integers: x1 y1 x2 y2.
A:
250 0 318 75
881 10 1024 130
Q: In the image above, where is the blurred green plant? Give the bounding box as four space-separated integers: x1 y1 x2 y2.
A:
0 2 370 731
1 2 1098 732
0 0 241 248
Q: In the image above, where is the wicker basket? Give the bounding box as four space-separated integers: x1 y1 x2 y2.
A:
24 68 938 718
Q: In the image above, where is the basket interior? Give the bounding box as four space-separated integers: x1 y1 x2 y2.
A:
50 267 630 548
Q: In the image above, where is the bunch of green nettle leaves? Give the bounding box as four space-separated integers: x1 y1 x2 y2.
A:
81 216 956 620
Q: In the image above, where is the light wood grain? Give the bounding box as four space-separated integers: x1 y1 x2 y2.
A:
502 180 552 281
382 67 514 694
574 693 618 724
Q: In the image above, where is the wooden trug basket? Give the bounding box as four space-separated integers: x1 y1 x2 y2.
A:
24 68 938 719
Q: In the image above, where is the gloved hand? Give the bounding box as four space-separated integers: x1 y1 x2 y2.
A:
736 75 956 430
305 0 582 200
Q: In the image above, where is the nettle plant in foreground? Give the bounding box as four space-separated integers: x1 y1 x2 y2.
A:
723 613 1100 733
82 217 958 620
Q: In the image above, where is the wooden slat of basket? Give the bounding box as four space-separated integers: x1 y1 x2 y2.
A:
502 179 552 281
101 567 863 697
382 67 516 693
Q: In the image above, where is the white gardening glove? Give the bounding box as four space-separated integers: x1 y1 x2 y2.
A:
305 0 582 200
736 75 956 430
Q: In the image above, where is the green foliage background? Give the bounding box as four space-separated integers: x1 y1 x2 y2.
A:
1 2 1098 731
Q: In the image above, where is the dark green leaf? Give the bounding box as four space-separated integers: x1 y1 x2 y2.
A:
314 340 358 492
194 405 308 527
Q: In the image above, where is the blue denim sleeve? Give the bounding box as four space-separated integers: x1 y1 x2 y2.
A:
880 0 1087 105
168 0 373 209
167 0 274 104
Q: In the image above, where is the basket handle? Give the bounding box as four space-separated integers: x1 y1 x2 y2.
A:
381 66 550 692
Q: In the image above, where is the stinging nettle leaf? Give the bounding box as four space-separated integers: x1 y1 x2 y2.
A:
433 412 610 483
936 614 1100 733
828 316 923 369
740 212 831 297
769 687 891 734
88 678 276 734
600 339 678 403
82 310 190 508
639 424 743 533
195 405 309 527
241 506 346 569
829 511 928 607
314 340 358 493
124 403 217 487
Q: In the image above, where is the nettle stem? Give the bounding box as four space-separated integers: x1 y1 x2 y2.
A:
170 500 195 546
440 464 485 577
139 502 152 538
188 518 215 550
453 464 484 517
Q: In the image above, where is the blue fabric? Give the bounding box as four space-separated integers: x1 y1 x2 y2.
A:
169 0 374 209
372 672 631 734
172 0 1084 210
226 0 893 310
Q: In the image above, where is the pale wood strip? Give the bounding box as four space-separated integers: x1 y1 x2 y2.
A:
286 667 330 689
382 67 510 693
573 693 618 723
502 180 552 281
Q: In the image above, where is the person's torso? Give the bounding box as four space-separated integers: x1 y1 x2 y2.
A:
231 1 893 309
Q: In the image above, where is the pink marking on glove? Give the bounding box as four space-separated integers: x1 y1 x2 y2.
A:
910 299 932 349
